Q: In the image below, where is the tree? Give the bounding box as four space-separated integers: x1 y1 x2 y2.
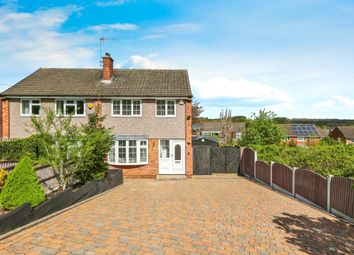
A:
219 108 233 145
240 109 285 146
74 111 114 183
30 107 113 190
192 100 204 123
31 109 82 190
0 156 45 209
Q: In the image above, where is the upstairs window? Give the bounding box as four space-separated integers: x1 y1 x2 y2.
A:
56 100 85 116
21 99 41 116
156 100 175 117
112 99 141 116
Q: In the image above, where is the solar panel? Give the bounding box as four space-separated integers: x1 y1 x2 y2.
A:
289 124 320 137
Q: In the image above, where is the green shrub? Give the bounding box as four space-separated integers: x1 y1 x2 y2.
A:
0 157 45 210
0 168 7 187
0 136 40 161
250 144 354 178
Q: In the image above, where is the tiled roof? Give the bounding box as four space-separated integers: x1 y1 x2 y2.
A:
200 122 245 132
1 68 192 98
337 126 354 139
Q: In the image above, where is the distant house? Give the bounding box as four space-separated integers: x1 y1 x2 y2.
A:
197 122 245 141
329 126 354 145
285 124 322 146
192 135 219 147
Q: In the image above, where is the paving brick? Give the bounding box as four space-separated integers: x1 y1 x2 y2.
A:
0 177 353 254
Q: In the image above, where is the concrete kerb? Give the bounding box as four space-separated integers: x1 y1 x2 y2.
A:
0 182 124 241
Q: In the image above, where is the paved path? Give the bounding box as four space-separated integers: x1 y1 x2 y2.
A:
0 176 353 255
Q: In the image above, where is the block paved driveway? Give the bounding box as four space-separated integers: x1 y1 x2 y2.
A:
0 176 353 255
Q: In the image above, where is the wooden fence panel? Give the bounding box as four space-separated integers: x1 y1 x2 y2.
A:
0 160 18 169
193 146 211 175
225 147 240 173
211 147 226 173
243 148 255 177
331 177 354 220
255 161 271 185
272 163 293 194
295 169 328 209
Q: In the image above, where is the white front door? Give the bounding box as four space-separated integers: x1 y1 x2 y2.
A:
158 140 185 175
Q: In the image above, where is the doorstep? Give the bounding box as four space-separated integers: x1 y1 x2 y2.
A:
156 175 187 181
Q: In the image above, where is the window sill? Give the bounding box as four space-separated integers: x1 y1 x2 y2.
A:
111 115 142 118
108 162 149 166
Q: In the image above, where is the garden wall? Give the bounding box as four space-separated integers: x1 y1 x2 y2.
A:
0 170 123 236
241 148 354 223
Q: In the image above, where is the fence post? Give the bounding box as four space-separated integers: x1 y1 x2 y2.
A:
270 161 274 188
254 151 257 180
292 167 297 197
327 175 332 213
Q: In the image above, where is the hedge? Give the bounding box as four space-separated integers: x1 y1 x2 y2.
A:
0 136 40 161
250 144 354 178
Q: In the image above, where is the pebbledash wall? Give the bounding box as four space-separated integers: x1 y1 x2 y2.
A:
0 98 193 178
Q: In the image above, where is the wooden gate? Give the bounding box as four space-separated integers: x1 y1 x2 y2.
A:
193 146 212 175
193 146 240 175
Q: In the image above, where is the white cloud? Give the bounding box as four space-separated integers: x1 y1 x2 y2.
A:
119 54 167 69
96 0 130 7
88 23 138 31
0 4 95 69
191 77 294 103
314 95 354 109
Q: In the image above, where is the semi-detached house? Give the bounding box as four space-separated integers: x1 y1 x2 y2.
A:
0 53 193 178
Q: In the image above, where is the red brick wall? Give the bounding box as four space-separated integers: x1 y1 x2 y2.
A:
109 138 159 178
185 99 193 177
1 99 9 138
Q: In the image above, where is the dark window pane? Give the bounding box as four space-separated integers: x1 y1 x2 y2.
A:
66 105 75 115
76 101 84 115
32 105 40 115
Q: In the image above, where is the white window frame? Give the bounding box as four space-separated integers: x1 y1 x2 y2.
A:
111 99 142 117
297 137 306 142
55 99 86 117
20 99 41 116
155 99 176 117
108 139 148 165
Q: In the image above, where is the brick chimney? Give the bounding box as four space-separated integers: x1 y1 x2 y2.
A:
102 53 114 80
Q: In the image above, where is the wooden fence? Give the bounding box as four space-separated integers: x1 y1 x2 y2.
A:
295 169 327 209
255 161 270 185
330 177 354 220
272 163 293 195
241 148 354 223
243 148 255 178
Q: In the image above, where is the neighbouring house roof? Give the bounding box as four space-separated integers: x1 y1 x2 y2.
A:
192 135 219 144
200 122 245 133
284 124 321 138
316 127 330 138
0 68 192 98
335 126 354 139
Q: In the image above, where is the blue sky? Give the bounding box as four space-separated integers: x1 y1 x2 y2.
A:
1 0 354 119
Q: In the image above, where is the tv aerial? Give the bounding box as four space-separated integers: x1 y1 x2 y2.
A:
99 37 118 66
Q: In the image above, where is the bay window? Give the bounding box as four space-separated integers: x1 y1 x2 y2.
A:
156 100 175 117
56 99 85 116
109 139 148 165
111 99 141 116
21 99 41 116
